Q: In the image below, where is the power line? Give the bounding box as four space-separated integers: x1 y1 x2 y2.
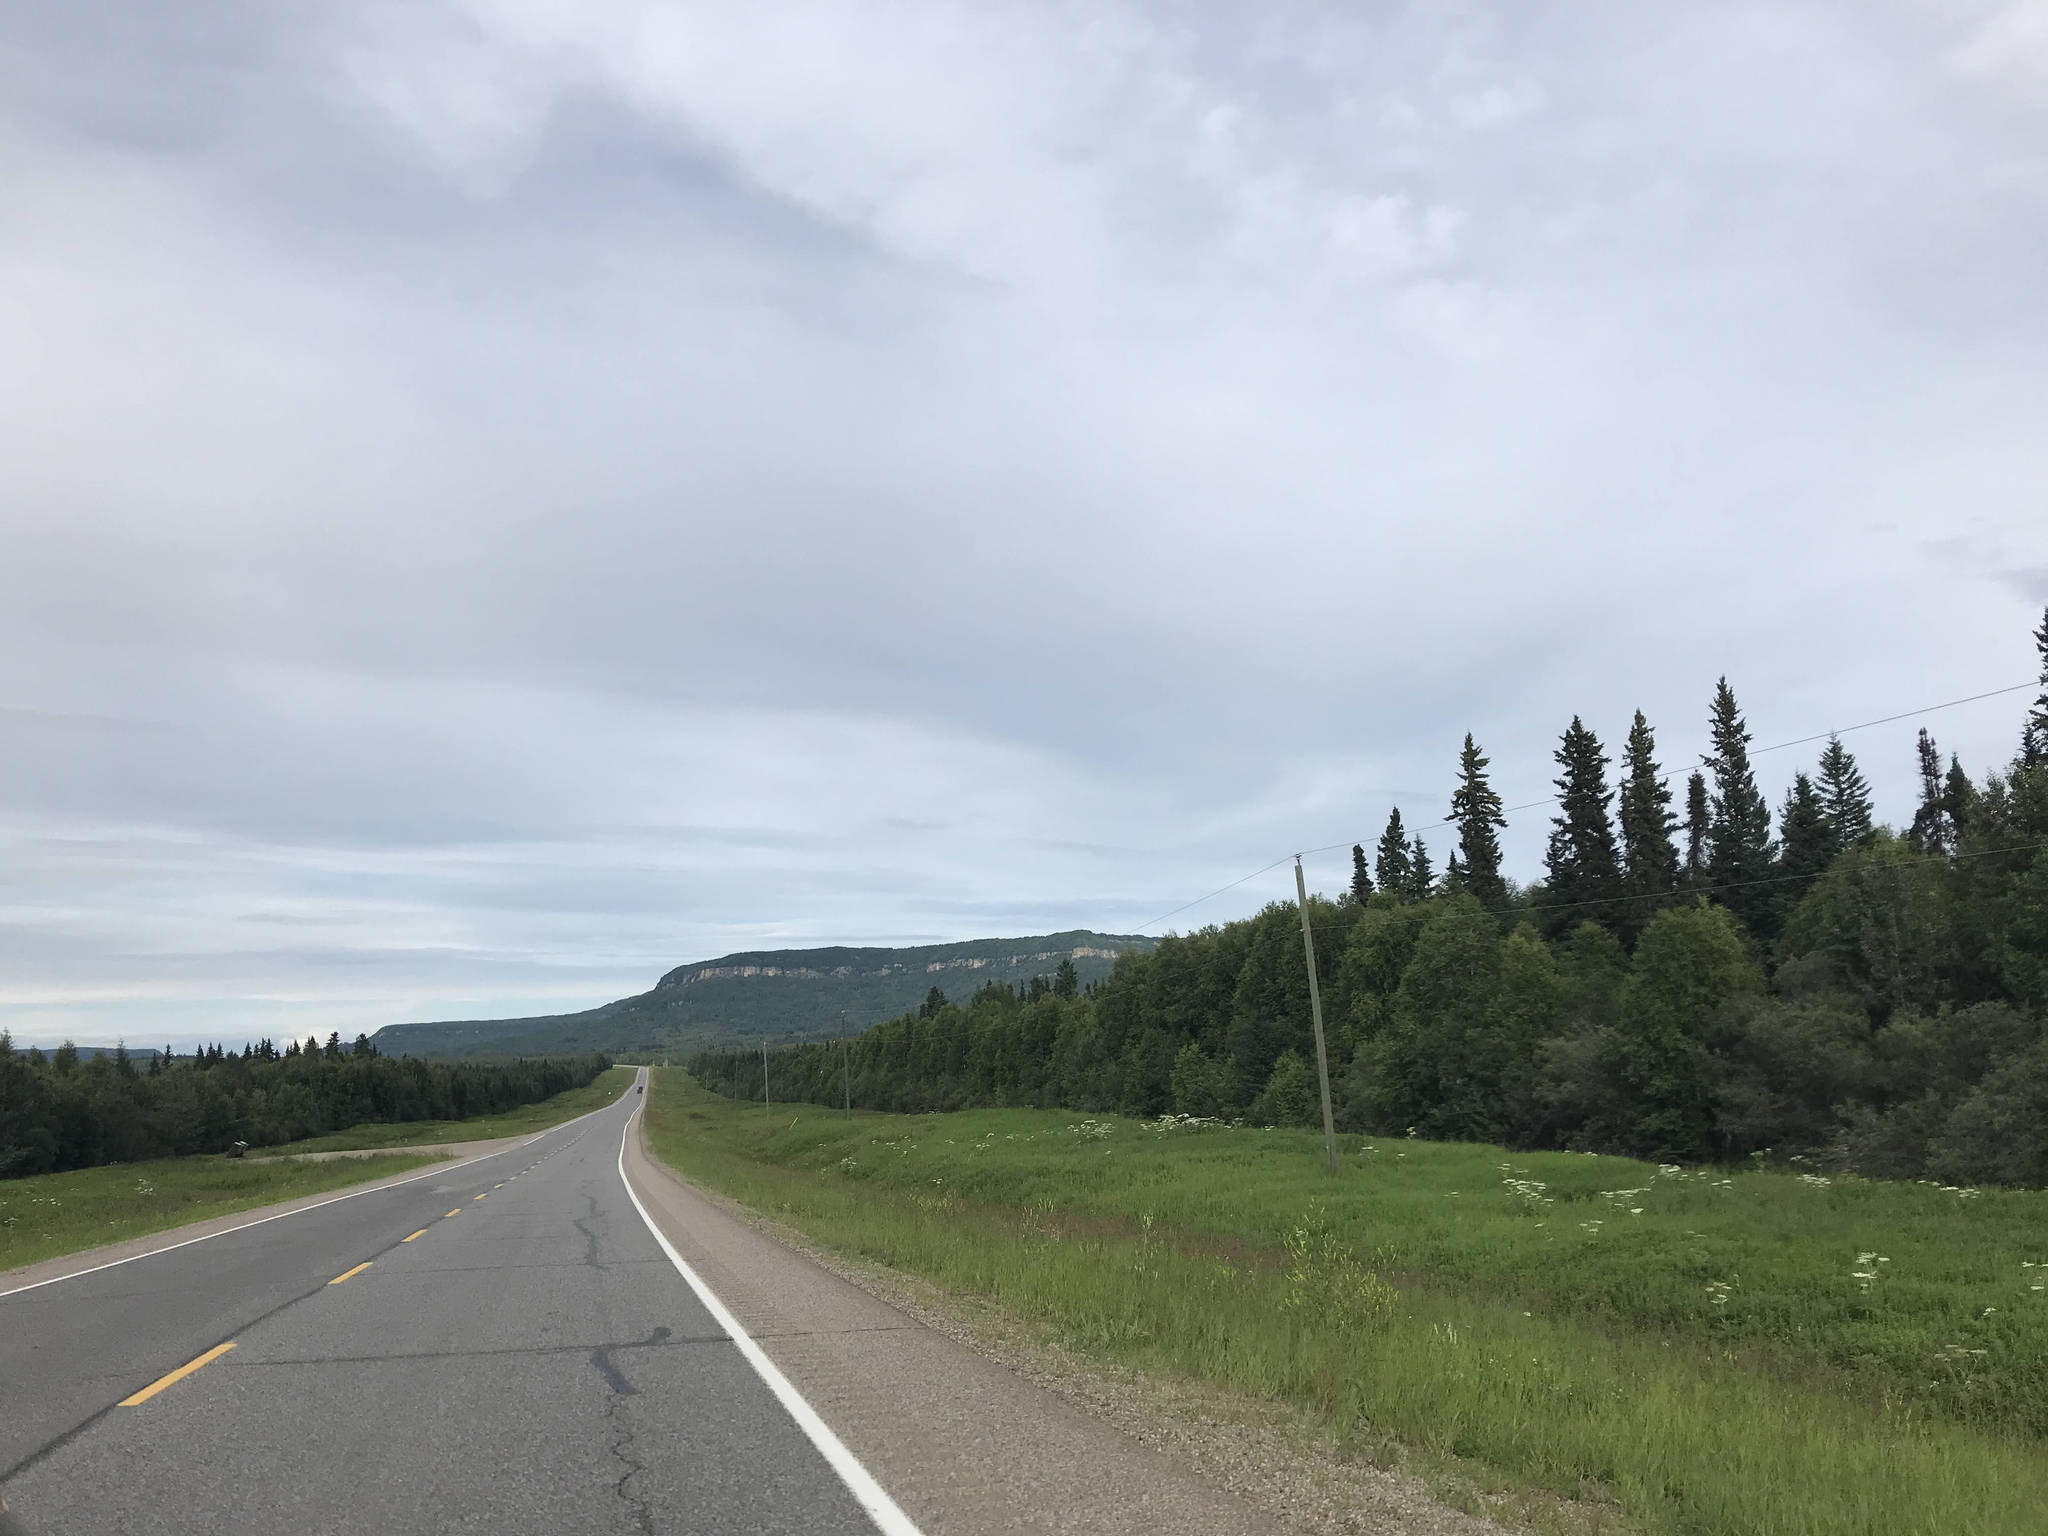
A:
1132 855 1295 933
1135 678 2035 932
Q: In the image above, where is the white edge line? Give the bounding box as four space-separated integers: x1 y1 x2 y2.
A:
615 1072 923 1536
0 1084 631 1301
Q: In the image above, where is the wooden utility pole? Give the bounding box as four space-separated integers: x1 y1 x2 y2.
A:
1294 857 1340 1177
762 1039 770 1116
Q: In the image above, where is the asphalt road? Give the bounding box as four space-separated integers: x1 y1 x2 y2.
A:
0 1070 890 1535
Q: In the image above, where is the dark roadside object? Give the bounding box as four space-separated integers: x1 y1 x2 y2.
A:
225 1140 250 1159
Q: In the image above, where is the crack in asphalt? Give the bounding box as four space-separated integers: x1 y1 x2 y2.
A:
594 1329 667 1535
573 1194 605 1271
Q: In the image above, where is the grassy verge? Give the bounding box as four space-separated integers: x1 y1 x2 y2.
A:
0 1152 443 1272
248 1065 637 1156
644 1072 2048 1536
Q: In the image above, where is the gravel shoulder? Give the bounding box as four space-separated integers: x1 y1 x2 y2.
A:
627 1116 1524 1536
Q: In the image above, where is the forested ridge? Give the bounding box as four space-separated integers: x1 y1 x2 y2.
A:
0 1033 613 1177
695 609 2048 1187
368 931 1149 1059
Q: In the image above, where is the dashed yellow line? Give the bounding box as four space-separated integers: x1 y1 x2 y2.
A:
120 1342 236 1406
402 1228 429 1243
472 1193 486 1201
445 1208 462 1218
329 1262 373 1286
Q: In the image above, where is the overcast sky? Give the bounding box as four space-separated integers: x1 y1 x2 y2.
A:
4 2 2045 1048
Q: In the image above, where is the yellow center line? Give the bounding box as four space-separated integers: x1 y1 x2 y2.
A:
120 1341 236 1406
401 1228 429 1243
473 1193 486 1201
445 1208 462 1217
329 1261 373 1286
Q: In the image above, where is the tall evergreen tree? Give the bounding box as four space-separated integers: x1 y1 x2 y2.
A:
1909 728 1951 856
1350 844 1374 903
1815 735 1874 855
1942 754 1977 844
1775 772 1830 914
1374 809 1413 896
1406 836 1435 899
2020 604 2048 770
1449 733 1508 908
1704 678 1775 931
1616 710 1679 938
1544 716 1623 926
1683 771 1711 890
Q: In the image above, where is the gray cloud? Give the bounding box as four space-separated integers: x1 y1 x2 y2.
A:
3 1 2045 1044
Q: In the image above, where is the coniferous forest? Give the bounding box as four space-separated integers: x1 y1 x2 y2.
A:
0 1035 613 1176
694 609 2048 1187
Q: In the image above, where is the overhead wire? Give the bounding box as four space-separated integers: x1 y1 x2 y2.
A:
1132 678 2038 932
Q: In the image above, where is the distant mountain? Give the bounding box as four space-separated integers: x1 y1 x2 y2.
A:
367 930 1155 1060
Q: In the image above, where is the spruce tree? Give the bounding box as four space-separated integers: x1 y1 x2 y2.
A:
1909 728 1950 855
1374 809 1412 896
1449 733 1508 908
1407 836 1435 899
1815 735 1874 855
1544 716 1623 928
1703 678 1775 931
1683 772 1711 889
1350 844 1374 903
1775 772 1830 912
2020 604 2048 770
1616 709 1679 939
1942 754 1977 843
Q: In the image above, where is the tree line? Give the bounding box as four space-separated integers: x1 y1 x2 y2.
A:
0 1031 614 1176
692 608 2048 1187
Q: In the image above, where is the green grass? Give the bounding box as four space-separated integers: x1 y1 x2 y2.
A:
645 1073 2048 1536
0 1152 443 1272
247 1065 637 1156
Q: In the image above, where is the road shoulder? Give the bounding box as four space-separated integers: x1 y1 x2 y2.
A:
625 1114 1514 1536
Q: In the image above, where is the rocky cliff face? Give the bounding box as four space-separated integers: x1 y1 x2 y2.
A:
375 930 1156 1058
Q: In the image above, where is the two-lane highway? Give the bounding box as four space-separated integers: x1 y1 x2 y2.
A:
0 1070 896 1534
